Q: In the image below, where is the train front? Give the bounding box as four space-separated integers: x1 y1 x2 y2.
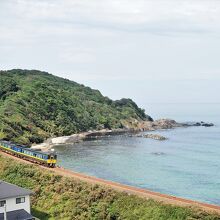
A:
47 152 57 168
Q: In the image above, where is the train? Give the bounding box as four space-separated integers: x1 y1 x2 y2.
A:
0 140 57 167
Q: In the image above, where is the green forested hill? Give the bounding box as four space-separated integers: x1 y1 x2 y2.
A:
0 69 152 145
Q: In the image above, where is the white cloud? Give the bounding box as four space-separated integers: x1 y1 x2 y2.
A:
2 0 220 33
60 48 95 64
0 0 220 83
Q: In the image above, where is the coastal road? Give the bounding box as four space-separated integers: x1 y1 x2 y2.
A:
1 151 220 215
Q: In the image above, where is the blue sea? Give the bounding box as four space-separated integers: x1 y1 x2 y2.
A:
54 103 220 205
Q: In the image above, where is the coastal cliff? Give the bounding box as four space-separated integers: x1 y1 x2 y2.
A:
0 69 152 145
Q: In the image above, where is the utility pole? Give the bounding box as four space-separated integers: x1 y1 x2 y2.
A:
3 204 7 220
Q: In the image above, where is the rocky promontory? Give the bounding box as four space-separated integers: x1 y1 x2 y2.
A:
31 119 176 150
31 119 214 151
135 119 182 131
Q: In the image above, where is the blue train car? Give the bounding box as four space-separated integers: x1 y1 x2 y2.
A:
0 140 57 167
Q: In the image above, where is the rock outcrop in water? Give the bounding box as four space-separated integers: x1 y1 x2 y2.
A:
151 152 166 156
143 134 167 140
135 133 168 141
192 122 214 127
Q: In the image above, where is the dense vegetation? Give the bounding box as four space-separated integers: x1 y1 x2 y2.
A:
0 156 219 220
0 69 152 145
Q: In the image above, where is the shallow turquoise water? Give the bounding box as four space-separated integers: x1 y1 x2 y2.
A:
55 103 220 205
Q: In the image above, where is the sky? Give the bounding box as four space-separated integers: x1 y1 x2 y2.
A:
0 0 220 107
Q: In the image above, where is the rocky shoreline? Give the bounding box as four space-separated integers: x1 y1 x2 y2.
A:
31 119 214 151
31 129 129 151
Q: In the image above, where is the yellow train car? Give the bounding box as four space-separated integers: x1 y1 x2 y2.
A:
0 140 57 168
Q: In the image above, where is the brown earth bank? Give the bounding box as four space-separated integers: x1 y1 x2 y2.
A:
0 150 220 215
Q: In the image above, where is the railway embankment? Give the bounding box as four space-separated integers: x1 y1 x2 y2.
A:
0 150 220 219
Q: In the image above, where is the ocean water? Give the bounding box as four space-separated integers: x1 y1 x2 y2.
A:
54 103 220 205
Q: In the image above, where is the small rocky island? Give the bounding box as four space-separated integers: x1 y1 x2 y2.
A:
188 121 214 127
